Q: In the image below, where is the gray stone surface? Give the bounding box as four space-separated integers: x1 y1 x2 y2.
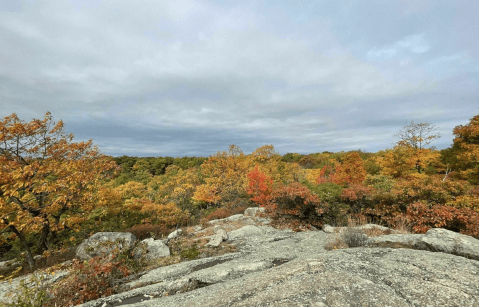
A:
244 207 265 217
77 220 479 307
251 216 271 225
323 223 397 234
418 228 479 260
367 228 479 260
5 208 479 307
323 224 335 233
139 248 479 307
225 214 245 222
134 238 170 260
167 229 183 240
0 271 69 304
123 252 242 290
76 232 137 260
205 229 228 247
207 213 263 225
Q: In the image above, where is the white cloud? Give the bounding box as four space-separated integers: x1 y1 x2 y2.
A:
367 48 398 61
366 33 430 62
396 34 430 53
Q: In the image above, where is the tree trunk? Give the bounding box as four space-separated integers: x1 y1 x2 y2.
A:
37 219 50 255
9 225 35 269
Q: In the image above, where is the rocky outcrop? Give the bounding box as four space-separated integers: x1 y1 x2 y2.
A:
0 270 69 304
323 223 397 234
367 227 479 260
76 232 137 260
76 217 479 307
207 211 271 226
4 208 479 307
133 238 170 260
205 229 228 247
136 248 479 307
243 207 265 217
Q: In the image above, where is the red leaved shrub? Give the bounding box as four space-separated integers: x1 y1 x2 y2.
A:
340 183 373 213
404 202 479 237
47 256 130 306
265 182 327 221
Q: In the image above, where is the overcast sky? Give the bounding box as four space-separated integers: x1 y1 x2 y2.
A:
1 1 478 157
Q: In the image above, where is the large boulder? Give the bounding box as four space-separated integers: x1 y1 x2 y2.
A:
367 228 479 260
323 223 397 234
76 232 137 261
417 228 479 259
134 238 170 260
244 207 265 217
205 229 228 247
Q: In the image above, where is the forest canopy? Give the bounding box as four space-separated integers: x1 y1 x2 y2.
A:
1 111 479 272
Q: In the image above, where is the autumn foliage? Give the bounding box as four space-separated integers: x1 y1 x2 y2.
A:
2 111 479 305
0 112 118 268
313 152 367 186
246 165 274 207
451 114 479 184
268 183 324 219
48 256 130 306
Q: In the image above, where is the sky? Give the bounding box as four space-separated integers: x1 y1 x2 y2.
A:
1 0 478 157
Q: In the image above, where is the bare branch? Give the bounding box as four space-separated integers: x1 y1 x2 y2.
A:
394 121 441 150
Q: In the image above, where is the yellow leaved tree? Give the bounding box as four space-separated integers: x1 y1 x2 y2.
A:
0 112 118 268
193 145 250 208
394 121 441 174
451 114 479 184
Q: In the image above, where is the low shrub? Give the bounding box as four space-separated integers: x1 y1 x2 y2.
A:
405 202 479 237
340 227 368 247
324 235 349 250
267 182 326 220
204 207 234 221
47 256 130 306
180 245 200 260
124 224 168 240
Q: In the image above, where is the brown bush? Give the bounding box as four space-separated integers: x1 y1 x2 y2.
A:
47 255 130 306
204 207 234 221
124 223 168 240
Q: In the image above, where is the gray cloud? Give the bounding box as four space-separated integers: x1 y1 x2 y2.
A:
1 0 477 157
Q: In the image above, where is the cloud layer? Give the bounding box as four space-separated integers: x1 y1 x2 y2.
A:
1 0 478 156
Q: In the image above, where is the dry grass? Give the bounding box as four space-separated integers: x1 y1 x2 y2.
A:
324 216 412 250
324 235 349 250
391 216 413 234
0 247 77 282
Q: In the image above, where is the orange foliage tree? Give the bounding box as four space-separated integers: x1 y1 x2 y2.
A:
394 121 441 174
451 114 479 184
313 152 366 186
333 152 367 185
0 112 118 268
